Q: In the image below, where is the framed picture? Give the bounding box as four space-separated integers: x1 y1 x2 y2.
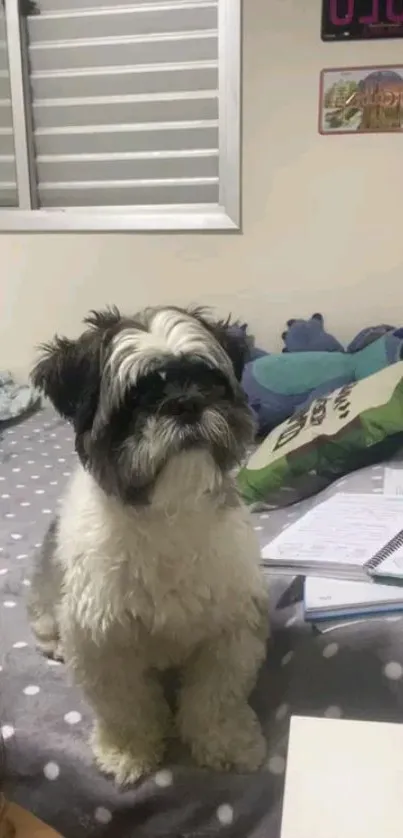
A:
321 0 403 41
319 65 403 134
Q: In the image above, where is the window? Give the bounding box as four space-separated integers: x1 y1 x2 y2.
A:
0 0 240 231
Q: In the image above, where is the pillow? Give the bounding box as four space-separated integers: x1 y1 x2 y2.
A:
238 361 403 508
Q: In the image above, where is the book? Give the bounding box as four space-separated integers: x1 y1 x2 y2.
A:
261 492 403 584
280 716 403 838
303 576 403 623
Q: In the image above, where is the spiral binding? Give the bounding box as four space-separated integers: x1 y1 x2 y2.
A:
366 529 403 571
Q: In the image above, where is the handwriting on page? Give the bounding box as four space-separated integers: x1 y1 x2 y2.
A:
267 494 403 566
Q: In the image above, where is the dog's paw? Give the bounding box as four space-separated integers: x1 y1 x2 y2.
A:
91 723 164 785
186 706 266 773
30 614 65 662
43 642 65 663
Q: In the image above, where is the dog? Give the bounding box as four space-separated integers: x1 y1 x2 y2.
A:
28 305 269 784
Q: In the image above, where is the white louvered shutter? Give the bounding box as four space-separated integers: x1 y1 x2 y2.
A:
0 4 18 206
26 0 220 209
0 0 240 230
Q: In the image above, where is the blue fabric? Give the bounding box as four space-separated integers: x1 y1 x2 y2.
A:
242 333 403 434
347 324 394 353
282 313 344 353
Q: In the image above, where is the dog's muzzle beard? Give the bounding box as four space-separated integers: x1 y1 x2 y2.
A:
148 402 235 462
86 380 254 506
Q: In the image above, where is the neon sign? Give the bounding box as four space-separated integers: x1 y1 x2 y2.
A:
322 0 403 39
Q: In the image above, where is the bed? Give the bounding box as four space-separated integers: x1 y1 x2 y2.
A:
1 407 403 838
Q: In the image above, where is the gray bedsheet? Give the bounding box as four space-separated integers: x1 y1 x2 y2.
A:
1 409 403 838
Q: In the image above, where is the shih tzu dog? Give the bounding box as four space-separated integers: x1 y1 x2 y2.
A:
28 305 269 784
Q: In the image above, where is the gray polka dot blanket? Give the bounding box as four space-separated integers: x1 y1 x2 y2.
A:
1 408 402 837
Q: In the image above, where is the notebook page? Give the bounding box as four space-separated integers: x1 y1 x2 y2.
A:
281 716 403 838
261 493 403 568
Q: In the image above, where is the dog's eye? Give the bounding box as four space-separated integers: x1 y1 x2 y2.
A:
214 382 228 396
126 372 166 408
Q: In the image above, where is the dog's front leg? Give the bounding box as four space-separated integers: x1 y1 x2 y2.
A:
64 623 171 785
90 672 171 785
178 623 267 772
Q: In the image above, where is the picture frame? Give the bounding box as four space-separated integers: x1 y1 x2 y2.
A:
319 65 403 134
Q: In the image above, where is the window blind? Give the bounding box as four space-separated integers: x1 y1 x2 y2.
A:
26 0 220 209
0 6 17 206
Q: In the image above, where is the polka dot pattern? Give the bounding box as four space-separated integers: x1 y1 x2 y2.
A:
154 769 173 788
275 703 289 722
384 661 403 680
0 413 403 837
216 804 234 826
1 725 15 740
268 755 286 775
23 685 40 696
322 642 339 659
94 807 112 825
324 706 343 719
281 651 294 667
43 762 60 781
64 711 82 725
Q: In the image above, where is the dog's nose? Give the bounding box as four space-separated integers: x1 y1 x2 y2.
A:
172 395 203 422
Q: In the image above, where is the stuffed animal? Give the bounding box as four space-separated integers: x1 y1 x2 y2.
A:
242 331 403 434
347 324 395 353
282 313 344 353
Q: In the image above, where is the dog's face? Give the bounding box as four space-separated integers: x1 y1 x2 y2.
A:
32 306 254 504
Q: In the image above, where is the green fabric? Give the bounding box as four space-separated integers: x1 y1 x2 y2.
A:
238 362 403 508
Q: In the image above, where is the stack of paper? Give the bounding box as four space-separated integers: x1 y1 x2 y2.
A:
304 576 403 623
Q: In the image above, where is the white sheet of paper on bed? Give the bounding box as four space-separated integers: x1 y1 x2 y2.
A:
281 716 403 838
261 492 403 583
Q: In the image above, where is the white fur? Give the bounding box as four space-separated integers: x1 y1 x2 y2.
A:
106 308 234 401
54 450 268 782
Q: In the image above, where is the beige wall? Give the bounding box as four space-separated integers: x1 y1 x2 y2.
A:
2 0 403 377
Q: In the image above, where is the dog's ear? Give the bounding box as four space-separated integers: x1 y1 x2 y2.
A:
84 305 122 332
31 332 101 431
211 318 251 380
188 307 250 380
31 308 122 428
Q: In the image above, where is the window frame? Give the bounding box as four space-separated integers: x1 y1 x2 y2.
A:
0 0 241 232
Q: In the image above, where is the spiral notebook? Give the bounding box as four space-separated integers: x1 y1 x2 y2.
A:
261 493 403 584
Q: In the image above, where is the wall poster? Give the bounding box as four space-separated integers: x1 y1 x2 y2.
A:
319 66 403 134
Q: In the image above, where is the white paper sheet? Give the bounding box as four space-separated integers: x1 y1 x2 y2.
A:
281 717 403 838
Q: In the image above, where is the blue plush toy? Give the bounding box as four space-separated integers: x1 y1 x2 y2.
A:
241 315 403 434
282 313 344 353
